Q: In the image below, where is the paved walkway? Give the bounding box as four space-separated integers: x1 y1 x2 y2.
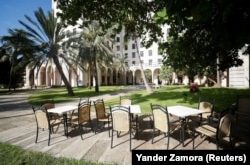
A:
0 89 247 165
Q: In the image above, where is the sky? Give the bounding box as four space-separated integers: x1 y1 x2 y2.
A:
0 0 51 36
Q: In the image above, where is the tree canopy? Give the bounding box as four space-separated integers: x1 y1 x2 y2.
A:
57 0 250 78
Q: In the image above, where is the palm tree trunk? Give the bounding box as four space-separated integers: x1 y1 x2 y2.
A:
8 59 14 91
134 37 152 93
53 56 74 96
93 48 99 92
216 56 221 87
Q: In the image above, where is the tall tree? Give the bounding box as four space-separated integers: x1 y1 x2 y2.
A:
1 29 35 91
64 21 114 92
56 0 163 93
19 8 74 95
156 0 250 85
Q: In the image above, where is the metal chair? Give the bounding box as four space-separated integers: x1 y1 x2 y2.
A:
93 99 111 134
110 105 131 150
193 113 233 150
69 101 93 139
235 95 250 137
189 97 214 125
32 106 62 146
151 104 181 149
120 95 132 105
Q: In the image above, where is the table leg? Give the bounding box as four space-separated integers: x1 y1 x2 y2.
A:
63 113 68 137
180 118 185 147
135 114 138 139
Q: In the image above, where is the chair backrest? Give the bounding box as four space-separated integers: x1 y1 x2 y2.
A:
32 106 49 129
94 99 107 120
41 102 55 110
79 97 90 106
110 105 130 132
217 113 233 140
198 98 214 119
151 104 170 133
236 95 250 114
78 102 91 124
120 96 132 106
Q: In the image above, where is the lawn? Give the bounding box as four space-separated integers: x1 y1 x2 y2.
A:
106 86 250 113
28 86 123 105
0 142 109 165
28 85 250 113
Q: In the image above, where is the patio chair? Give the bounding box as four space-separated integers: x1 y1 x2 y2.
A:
235 95 250 136
151 104 181 149
192 113 233 150
69 101 93 139
189 97 214 125
32 106 62 146
41 100 62 133
120 95 132 105
93 99 111 135
110 105 132 150
69 97 90 122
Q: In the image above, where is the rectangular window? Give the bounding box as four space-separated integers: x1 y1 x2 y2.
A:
125 62 128 66
116 45 120 51
158 59 162 64
124 53 128 58
132 52 136 58
148 50 152 56
124 44 128 50
149 59 152 66
132 61 136 65
140 51 144 57
116 36 120 42
132 43 136 49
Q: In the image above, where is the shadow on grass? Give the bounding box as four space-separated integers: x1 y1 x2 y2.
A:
131 87 250 113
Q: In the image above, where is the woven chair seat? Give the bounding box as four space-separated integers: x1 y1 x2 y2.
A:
195 124 216 137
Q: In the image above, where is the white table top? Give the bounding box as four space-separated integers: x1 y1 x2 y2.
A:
168 105 204 118
47 105 78 114
118 105 142 114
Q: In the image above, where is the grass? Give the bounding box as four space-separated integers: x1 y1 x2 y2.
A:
0 142 109 165
106 86 250 113
27 85 250 113
28 86 123 105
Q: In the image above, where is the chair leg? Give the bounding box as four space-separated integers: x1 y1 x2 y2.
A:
35 127 39 143
79 125 83 140
167 133 170 150
89 120 94 132
48 129 51 146
111 129 114 148
130 130 132 151
192 132 195 150
108 118 110 137
152 128 155 144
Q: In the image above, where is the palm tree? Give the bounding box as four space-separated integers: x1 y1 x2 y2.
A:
18 8 74 96
77 21 114 92
1 29 36 91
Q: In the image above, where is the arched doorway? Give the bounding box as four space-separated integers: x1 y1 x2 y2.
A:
144 69 152 83
126 71 133 85
135 70 142 85
153 68 161 85
39 67 46 86
101 67 107 85
107 68 112 85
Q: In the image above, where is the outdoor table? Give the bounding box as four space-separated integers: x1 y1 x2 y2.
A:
48 105 78 137
168 105 205 146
